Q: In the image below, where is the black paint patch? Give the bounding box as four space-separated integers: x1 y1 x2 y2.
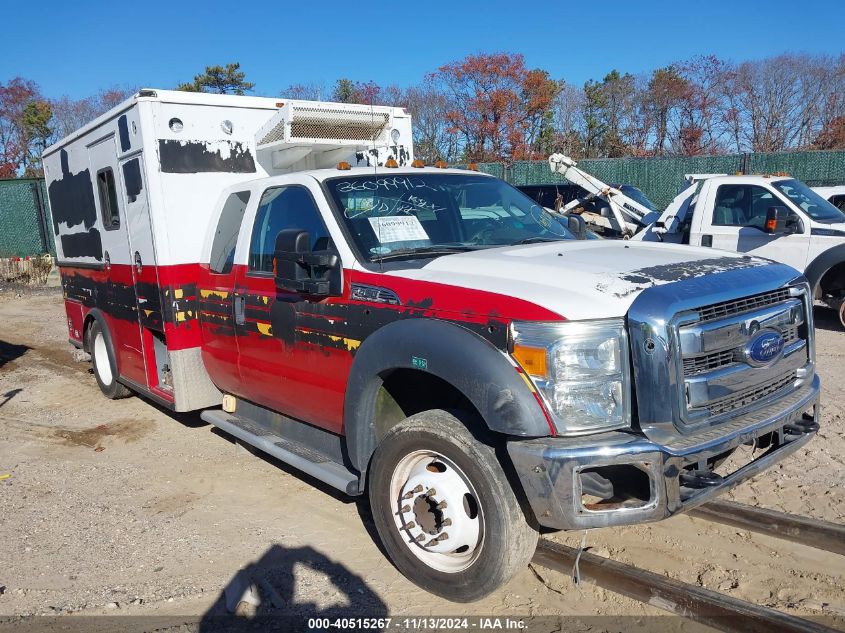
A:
122 158 143 203
619 256 769 285
48 149 98 234
61 228 103 261
158 140 256 174
118 115 131 152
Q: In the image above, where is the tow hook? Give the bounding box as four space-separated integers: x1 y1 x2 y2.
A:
679 469 723 489
784 415 819 436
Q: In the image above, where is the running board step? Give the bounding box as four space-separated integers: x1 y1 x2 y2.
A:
201 409 360 495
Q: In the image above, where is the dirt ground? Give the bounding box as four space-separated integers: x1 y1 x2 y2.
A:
0 287 843 631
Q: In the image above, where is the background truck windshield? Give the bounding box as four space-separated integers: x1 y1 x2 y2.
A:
325 174 575 261
772 179 845 224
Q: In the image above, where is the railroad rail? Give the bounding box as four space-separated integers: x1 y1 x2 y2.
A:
689 500 845 556
531 502 844 633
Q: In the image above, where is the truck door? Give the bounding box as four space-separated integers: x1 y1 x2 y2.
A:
199 190 253 397
697 183 810 271
233 184 346 433
87 137 147 386
118 155 165 394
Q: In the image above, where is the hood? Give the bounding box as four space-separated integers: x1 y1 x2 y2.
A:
386 241 773 320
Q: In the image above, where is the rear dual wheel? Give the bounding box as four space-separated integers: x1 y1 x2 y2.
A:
89 321 131 399
368 409 538 602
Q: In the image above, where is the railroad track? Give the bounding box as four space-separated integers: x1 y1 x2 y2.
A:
531 501 845 633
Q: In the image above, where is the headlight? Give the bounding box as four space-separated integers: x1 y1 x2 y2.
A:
510 319 631 434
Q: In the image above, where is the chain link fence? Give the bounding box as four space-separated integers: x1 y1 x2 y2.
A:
1 151 843 259
479 150 845 210
0 178 55 258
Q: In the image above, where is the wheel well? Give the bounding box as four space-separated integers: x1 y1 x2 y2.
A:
817 262 845 299
373 369 485 441
82 314 97 353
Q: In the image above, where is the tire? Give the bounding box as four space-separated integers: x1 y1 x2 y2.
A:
839 300 845 330
89 320 132 399
368 409 538 602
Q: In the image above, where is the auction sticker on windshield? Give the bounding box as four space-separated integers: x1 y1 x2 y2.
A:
368 215 430 243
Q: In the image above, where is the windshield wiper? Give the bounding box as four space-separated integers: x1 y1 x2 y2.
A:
372 245 479 262
510 236 564 245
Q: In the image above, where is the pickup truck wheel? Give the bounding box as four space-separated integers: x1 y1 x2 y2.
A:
368 409 538 602
839 300 845 329
90 321 131 399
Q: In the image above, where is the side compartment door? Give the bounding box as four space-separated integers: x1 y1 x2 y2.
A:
87 136 147 386
198 190 252 397
698 183 810 270
118 155 165 394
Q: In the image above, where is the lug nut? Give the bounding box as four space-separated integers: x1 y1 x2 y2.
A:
436 501 448 510
441 518 452 527
437 532 449 541
403 521 416 530
425 488 437 497
424 539 438 547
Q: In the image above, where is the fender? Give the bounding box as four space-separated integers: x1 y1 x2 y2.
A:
343 318 551 474
804 243 845 295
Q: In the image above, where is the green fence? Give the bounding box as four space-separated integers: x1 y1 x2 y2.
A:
0 178 55 258
480 150 845 210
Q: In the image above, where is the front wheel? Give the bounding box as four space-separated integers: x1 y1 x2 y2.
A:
368 410 537 602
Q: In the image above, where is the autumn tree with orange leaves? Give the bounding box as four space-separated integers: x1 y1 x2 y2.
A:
432 53 559 162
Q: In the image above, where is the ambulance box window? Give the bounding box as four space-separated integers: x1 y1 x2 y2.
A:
96 168 121 230
210 191 251 274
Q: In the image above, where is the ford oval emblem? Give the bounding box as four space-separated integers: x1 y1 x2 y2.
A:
745 330 785 367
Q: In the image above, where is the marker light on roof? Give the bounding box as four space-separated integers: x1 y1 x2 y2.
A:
337 161 352 170
411 160 425 168
467 163 479 171
434 160 448 168
385 158 399 168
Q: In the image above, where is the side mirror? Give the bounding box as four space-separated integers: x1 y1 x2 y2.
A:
567 214 588 240
764 206 789 234
273 229 341 296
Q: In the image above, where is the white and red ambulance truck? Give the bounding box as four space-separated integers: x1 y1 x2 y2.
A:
44 90 821 601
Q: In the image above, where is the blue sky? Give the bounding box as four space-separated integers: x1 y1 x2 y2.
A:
4 0 844 100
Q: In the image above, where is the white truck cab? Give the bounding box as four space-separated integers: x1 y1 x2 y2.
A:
639 175 845 327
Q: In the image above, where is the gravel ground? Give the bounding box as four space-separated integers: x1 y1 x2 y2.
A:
0 287 842 631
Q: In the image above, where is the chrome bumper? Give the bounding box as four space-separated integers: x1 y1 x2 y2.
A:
507 375 820 530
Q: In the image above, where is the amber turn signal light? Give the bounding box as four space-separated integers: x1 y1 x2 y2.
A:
466 163 479 171
337 161 352 170
411 159 425 168
385 158 399 168
434 160 448 169
512 344 548 379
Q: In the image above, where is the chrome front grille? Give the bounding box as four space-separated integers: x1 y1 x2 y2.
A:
695 288 791 324
707 371 797 417
682 324 801 377
677 288 810 421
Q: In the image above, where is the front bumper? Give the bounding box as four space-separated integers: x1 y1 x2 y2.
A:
507 375 821 530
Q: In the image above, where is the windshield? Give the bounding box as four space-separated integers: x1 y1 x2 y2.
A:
772 179 845 224
325 174 577 261
618 185 658 212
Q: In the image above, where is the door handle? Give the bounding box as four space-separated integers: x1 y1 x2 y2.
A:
234 294 245 326
701 235 713 247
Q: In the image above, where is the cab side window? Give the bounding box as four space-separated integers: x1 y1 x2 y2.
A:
831 195 845 212
712 184 778 230
209 191 251 274
249 186 331 273
96 168 120 230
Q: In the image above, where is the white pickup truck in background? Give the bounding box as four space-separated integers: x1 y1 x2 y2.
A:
547 155 845 328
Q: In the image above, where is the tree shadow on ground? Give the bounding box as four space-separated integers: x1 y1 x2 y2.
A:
198 543 388 632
